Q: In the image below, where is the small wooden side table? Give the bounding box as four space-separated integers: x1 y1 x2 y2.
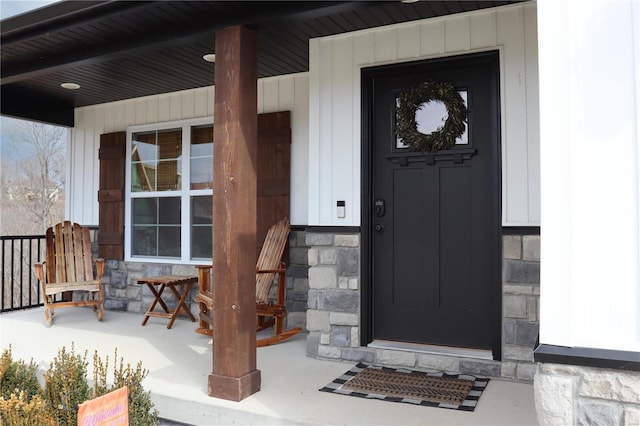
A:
137 275 197 329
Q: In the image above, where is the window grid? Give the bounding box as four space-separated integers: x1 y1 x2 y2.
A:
126 118 213 263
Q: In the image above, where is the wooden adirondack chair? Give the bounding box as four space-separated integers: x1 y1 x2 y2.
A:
195 218 302 346
34 221 105 325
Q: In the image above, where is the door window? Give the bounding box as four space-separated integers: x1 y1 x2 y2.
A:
395 90 468 149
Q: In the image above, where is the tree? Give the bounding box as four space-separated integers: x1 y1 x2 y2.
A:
0 120 66 235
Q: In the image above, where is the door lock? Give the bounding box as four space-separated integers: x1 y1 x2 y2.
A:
375 199 385 217
375 224 384 232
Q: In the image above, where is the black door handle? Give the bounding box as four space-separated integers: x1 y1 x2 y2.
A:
375 199 385 217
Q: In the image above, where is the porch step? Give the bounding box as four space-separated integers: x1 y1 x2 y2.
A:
368 340 493 360
153 393 309 425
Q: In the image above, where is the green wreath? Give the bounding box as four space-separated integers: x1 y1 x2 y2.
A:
396 80 467 152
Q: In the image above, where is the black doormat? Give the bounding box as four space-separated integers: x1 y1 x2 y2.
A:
319 362 490 411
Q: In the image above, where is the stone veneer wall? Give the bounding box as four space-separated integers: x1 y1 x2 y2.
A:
284 228 310 330
94 229 309 330
305 230 540 382
502 233 540 380
534 364 640 425
101 261 201 314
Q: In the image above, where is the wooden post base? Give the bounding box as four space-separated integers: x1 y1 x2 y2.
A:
208 369 261 402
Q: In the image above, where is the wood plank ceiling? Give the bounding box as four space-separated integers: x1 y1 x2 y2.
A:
1 0 523 125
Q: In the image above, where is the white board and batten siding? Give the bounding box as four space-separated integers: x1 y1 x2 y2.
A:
539 0 640 353
308 2 540 227
67 74 310 226
68 3 540 229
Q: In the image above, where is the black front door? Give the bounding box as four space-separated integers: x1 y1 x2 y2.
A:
363 51 501 354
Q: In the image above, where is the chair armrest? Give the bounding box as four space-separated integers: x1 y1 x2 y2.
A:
33 261 46 282
195 290 213 308
95 258 105 279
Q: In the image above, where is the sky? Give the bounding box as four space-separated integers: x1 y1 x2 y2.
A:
0 0 59 19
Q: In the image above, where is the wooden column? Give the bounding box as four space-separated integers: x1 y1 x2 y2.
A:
209 25 260 401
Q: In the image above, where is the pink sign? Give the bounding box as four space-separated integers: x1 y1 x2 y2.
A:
77 385 129 426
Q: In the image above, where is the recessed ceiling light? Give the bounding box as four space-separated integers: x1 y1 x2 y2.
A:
202 54 216 63
61 82 80 90
401 0 419 3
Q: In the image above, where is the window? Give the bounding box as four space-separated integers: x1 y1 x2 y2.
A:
395 90 468 149
126 119 213 263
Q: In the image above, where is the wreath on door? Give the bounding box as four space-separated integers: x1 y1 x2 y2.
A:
396 80 467 152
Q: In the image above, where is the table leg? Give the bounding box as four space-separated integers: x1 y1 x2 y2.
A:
166 283 196 329
141 284 170 326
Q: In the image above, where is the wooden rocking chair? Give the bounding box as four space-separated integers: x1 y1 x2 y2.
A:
195 218 302 347
34 221 105 325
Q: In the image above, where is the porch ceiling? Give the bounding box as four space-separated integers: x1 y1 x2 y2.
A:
1 0 524 126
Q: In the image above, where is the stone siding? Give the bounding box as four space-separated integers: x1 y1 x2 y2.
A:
94 229 309 329
306 231 361 359
102 261 202 315
286 228 310 329
501 234 540 381
534 363 640 425
306 230 540 383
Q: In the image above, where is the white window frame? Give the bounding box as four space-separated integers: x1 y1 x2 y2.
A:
125 117 213 264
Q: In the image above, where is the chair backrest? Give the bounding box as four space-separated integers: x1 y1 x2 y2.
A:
45 221 95 284
255 218 290 303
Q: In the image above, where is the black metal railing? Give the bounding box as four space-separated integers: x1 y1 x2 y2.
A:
1 234 45 312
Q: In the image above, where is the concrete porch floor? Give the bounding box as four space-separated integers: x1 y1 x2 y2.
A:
0 308 538 425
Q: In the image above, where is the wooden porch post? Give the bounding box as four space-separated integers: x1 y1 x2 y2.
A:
209 25 260 401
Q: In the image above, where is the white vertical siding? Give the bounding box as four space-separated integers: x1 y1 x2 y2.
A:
315 39 336 224
397 25 420 60
66 108 100 225
524 5 540 223
497 5 530 225
332 37 356 224
68 74 309 226
85 109 99 222
308 3 540 226
539 0 640 352
307 41 321 223
420 20 445 56
445 16 471 52
181 90 195 119
374 28 396 63
470 13 497 49
292 74 310 224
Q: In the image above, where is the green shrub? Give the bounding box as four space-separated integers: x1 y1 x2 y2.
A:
41 344 91 425
0 345 158 426
0 347 40 400
92 349 158 425
0 347 54 425
0 391 55 425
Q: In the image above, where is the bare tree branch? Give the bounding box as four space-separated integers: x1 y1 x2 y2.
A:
1 121 66 234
